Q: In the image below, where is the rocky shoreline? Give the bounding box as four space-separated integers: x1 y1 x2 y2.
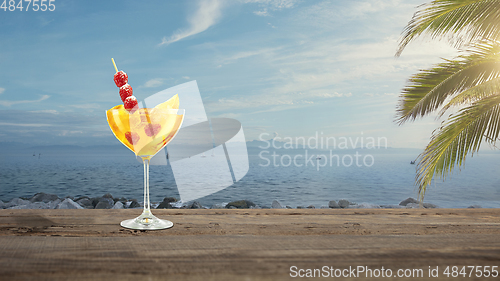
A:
0 192 485 210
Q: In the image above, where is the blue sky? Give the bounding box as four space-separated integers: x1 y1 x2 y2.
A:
0 0 460 148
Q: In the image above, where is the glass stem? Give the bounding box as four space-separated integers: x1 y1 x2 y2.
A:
143 158 151 212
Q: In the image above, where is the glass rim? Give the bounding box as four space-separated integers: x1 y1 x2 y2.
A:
106 108 185 114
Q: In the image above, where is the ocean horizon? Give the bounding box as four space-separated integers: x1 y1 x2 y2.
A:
1 141 499 208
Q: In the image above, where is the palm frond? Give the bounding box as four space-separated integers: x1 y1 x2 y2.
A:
396 41 500 124
396 0 500 57
415 93 500 200
438 77 500 116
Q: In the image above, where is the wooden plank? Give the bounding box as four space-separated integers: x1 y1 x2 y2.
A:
0 209 499 280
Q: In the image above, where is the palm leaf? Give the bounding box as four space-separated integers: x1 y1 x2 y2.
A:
438 76 500 116
396 0 500 57
396 41 500 124
415 93 500 200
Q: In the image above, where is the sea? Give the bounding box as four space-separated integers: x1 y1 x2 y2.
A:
1 142 499 208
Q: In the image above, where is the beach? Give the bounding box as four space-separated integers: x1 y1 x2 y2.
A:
1 208 499 280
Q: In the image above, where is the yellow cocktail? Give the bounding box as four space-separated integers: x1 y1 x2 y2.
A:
106 94 183 158
106 93 184 230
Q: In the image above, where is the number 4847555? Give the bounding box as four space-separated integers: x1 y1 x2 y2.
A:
1 0 55 11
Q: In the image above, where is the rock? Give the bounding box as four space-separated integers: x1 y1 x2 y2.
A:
95 201 113 209
74 196 89 201
48 199 62 209
423 203 438 209
468 205 482 208
157 197 177 209
338 199 350 209
9 201 58 209
57 198 83 209
210 204 225 209
0 200 5 209
76 197 93 209
328 200 340 208
225 200 256 209
128 200 141 208
93 196 114 209
116 197 128 204
320 206 329 209
91 197 100 208
405 202 422 208
306 205 315 209
353 202 380 209
100 193 114 204
166 197 178 203
37 204 52 209
102 193 114 199
379 204 404 209
296 206 304 209
8 204 34 209
250 205 262 209
186 201 203 209
157 202 173 209
6 198 30 208
112 201 124 209
286 206 292 209
8 202 40 209
29 192 59 203
399 197 418 206
271 200 284 209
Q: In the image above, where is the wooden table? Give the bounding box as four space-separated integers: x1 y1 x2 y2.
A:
1 209 499 280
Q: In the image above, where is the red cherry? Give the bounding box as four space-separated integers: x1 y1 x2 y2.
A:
125 132 140 145
144 124 162 137
124 96 138 112
114 71 128 87
119 84 133 102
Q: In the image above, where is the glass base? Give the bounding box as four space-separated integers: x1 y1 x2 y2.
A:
120 210 173 230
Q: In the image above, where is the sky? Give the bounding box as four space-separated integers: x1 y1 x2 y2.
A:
0 0 462 149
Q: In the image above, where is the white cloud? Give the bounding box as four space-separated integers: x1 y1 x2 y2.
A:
0 95 50 107
169 0 460 144
159 0 223 45
242 0 297 9
254 8 269 16
143 78 165 88
253 35 457 105
209 88 351 114
344 0 403 18
0 88 4 95
313 92 352 98
244 0 298 16
219 47 282 64
182 76 191 80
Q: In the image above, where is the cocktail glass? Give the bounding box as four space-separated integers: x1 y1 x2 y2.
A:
106 103 184 230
